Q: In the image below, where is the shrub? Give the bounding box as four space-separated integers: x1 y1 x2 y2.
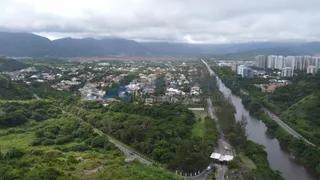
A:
35 130 45 138
104 142 116 150
91 136 106 148
42 139 55 146
37 167 63 180
30 149 44 156
31 138 45 146
55 135 73 145
68 144 89 152
44 132 56 139
5 147 24 159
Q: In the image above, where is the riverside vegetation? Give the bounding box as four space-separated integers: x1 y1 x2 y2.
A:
202 62 283 180
213 65 320 177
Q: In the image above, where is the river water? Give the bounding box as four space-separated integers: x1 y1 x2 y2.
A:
215 77 317 180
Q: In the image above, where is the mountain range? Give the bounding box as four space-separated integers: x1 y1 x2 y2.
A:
0 32 320 58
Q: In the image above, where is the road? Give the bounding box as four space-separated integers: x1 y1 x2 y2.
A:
33 94 41 100
108 138 153 165
263 107 317 147
202 59 236 180
208 98 233 180
93 129 153 165
184 98 232 180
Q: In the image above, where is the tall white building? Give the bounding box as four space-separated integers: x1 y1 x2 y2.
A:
295 56 304 70
237 65 245 75
303 56 312 70
307 66 317 74
267 55 277 69
237 65 253 78
284 56 295 69
281 67 294 77
255 55 266 69
275 56 284 70
310 57 318 67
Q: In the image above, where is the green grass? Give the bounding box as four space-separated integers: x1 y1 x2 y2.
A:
239 153 256 169
280 93 320 146
0 131 34 152
191 110 208 138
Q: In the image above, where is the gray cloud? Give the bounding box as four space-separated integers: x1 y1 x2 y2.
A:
1 0 320 43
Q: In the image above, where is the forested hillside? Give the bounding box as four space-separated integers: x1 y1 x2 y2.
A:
0 57 28 72
0 75 33 100
281 93 320 146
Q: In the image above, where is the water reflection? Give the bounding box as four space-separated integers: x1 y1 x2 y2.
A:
215 77 316 180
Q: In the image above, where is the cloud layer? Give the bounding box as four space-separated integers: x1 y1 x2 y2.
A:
1 0 320 43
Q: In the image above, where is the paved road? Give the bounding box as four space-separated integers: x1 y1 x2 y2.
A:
263 108 317 147
93 129 153 165
33 93 41 100
108 138 153 165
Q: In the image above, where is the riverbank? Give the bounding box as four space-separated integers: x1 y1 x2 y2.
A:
202 59 317 180
211 64 320 178
201 59 285 180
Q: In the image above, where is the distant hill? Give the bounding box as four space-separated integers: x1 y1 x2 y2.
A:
141 41 304 56
140 42 203 55
0 32 319 57
52 37 147 56
0 32 53 56
215 42 320 60
0 57 28 72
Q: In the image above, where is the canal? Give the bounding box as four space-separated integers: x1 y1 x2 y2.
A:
215 76 317 180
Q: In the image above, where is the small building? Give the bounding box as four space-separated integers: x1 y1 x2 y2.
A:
210 152 234 164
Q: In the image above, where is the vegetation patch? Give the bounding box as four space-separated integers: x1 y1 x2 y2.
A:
191 110 208 138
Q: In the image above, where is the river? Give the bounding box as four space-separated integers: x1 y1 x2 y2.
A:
215 76 317 180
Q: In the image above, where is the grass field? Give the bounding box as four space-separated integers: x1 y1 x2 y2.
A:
239 153 256 169
191 110 208 138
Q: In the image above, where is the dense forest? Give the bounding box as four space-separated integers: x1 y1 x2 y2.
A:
90 102 217 173
213 65 320 176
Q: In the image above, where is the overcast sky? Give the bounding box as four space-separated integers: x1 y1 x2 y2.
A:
1 0 320 43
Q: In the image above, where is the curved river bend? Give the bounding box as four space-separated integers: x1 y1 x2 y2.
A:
215 76 316 180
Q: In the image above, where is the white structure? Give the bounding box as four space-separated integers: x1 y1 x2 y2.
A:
237 65 253 78
284 56 295 69
267 55 277 69
303 56 312 70
210 153 234 162
295 56 304 70
166 88 186 96
190 86 201 95
255 55 266 69
237 65 245 75
281 67 294 77
188 108 205 111
275 56 284 70
307 66 317 74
